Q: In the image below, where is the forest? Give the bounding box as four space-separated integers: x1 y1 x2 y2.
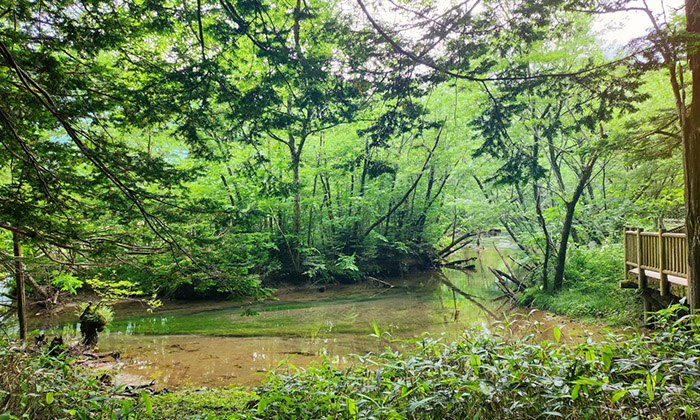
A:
1 0 700 418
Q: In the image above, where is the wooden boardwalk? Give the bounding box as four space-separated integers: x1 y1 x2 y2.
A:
622 227 688 302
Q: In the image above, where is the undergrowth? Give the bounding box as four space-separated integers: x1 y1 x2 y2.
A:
0 340 150 419
252 305 700 419
521 244 643 325
3 305 700 419
149 387 254 419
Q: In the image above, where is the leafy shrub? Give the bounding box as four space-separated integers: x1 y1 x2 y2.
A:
75 303 114 326
0 340 149 419
252 306 700 419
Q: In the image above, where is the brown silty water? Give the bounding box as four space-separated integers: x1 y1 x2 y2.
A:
28 236 603 389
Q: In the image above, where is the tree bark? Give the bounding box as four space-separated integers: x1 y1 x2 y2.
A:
292 152 301 237
553 157 597 290
685 0 700 311
13 231 27 340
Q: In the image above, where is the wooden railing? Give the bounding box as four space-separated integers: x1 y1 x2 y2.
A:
623 228 688 296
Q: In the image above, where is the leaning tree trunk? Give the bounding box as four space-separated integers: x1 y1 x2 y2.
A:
553 201 576 291
553 157 597 291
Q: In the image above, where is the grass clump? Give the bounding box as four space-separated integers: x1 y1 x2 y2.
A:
252 305 700 419
522 243 642 325
149 387 254 419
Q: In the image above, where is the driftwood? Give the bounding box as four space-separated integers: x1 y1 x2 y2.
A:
440 257 477 270
367 276 395 288
439 232 474 258
121 380 157 396
82 350 121 360
489 266 519 301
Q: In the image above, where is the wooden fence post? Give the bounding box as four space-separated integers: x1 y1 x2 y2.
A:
623 226 628 278
636 228 646 289
659 228 669 296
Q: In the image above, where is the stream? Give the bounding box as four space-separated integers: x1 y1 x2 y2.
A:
24 236 598 389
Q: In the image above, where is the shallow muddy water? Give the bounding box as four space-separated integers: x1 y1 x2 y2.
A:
28 236 600 389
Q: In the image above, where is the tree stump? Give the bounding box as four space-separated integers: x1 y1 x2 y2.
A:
79 303 107 347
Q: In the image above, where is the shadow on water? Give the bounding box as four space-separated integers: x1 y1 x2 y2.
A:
24 236 601 389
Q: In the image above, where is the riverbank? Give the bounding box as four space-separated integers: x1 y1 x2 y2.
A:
3 304 697 419
520 244 644 326
10 237 616 390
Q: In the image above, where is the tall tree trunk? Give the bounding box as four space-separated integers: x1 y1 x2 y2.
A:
553 157 597 290
307 174 318 247
685 0 700 311
553 201 576 291
291 150 301 238
13 231 26 340
531 135 551 289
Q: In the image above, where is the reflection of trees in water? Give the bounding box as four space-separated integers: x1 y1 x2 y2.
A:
437 271 496 319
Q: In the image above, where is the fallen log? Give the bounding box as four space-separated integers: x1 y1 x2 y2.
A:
367 276 395 288
493 244 519 284
439 231 475 259
490 267 526 291
440 258 477 269
489 266 519 301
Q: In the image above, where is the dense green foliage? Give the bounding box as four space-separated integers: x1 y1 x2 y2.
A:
521 244 643 325
252 307 699 419
0 4 686 345
148 388 254 420
1 0 687 304
1 0 698 418
0 340 150 419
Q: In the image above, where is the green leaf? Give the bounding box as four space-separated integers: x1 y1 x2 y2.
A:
347 397 357 416
553 326 561 343
571 384 580 400
602 350 612 371
611 390 627 403
0 411 10 420
371 322 380 338
46 392 54 405
141 391 152 416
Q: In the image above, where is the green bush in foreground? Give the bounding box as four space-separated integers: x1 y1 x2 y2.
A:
253 306 700 419
0 340 150 419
